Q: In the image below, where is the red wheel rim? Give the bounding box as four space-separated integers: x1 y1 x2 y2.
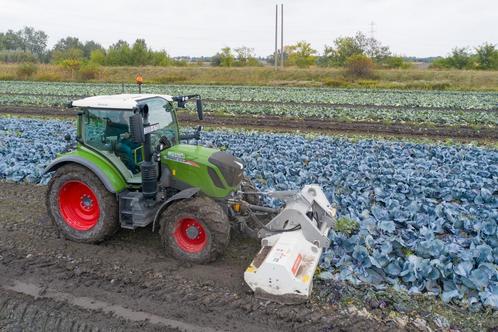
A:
173 217 207 253
58 181 100 231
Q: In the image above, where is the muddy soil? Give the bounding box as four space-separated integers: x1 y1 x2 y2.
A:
0 181 408 331
1 105 497 141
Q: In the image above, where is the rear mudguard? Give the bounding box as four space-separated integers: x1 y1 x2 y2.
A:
44 153 127 194
152 187 200 232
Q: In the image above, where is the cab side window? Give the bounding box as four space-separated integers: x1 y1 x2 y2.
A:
83 108 142 173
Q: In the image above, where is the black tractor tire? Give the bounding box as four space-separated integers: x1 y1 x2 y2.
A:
46 164 119 243
159 196 230 264
241 176 261 206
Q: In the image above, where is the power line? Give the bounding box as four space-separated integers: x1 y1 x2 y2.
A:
280 4 284 69
274 5 278 69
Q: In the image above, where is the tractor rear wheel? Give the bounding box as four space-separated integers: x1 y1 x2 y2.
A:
46 164 119 243
159 196 230 264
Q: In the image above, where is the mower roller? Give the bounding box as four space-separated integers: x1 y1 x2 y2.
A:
44 93 335 303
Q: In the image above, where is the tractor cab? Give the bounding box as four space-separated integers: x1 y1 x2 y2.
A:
73 94 180 180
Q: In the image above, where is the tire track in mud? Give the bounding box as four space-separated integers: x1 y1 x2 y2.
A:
0 181 400 331
0 288 172 332
2 281 207 331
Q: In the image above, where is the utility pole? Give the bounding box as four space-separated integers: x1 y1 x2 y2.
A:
274 5 278 69
280 4 284 69
370 21 375 39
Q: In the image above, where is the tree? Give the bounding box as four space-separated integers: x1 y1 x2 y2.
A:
18 26 48 59
213 47 235 67
52 47 84 63
446 47 472 69
234 46 259 66
318 32 391 67
0 27 47 61
106 40 132 66
83 40 104 58
285 41 317 68
131 39 151 66
150 50 172 66
51 37 85 63
0 30 23 50
53 37 84 53
90 49 106 65
475 43 498 70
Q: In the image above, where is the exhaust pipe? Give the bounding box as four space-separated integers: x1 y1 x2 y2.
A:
129 104 157 201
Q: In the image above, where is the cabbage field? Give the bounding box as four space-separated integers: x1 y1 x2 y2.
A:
1 81 498 109
1 117 497 310
1 81 498 129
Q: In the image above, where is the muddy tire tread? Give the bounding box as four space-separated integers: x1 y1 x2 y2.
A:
159 196 230 264
45 164 119 243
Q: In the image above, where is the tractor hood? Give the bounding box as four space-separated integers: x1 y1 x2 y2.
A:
160 144 244 198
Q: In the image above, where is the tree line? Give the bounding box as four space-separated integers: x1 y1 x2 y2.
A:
1 26 497 70
0 26 180 67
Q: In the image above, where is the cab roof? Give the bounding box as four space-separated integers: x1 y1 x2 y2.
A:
71 94 173 109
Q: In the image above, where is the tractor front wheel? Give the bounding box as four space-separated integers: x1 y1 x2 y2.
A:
46 164 119 243
159 196 230 264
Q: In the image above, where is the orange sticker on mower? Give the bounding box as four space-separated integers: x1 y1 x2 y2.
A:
291 254 302 276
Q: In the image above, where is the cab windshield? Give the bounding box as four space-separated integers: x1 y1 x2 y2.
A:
143 97 178 148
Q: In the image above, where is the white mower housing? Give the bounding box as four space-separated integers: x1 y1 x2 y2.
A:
244 185 336 303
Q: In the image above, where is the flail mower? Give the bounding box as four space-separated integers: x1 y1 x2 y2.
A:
45 92 336 303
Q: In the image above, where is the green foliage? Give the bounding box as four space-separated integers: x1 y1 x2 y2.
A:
475 43 498 70
346 54 375 78
106 40 132 65
90 49 106 65
52 47 84 63
15 63 38 79
213 46 260 67
78 62 101 80
214 47 235 67
319 32 391 67
234 47 260 66
382 56 411 69
0 50 36 63
431 44 498 70
130 39 150 65
151 50 172 66
0 27 47 61
104 39 171 66
285 41 317 68
447 47 472 69
334 217 360 235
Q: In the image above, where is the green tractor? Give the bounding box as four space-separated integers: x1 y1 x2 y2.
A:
45 93 335 302
45 93 257 263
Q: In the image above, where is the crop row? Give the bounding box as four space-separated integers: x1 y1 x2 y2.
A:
1 117 497 309
0 93 497 128
1 80 497 109
205 102 498 127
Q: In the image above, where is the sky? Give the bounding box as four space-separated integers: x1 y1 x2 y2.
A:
0 0 497 58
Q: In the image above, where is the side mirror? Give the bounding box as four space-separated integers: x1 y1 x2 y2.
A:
129 113 145 143
196 99 204 120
